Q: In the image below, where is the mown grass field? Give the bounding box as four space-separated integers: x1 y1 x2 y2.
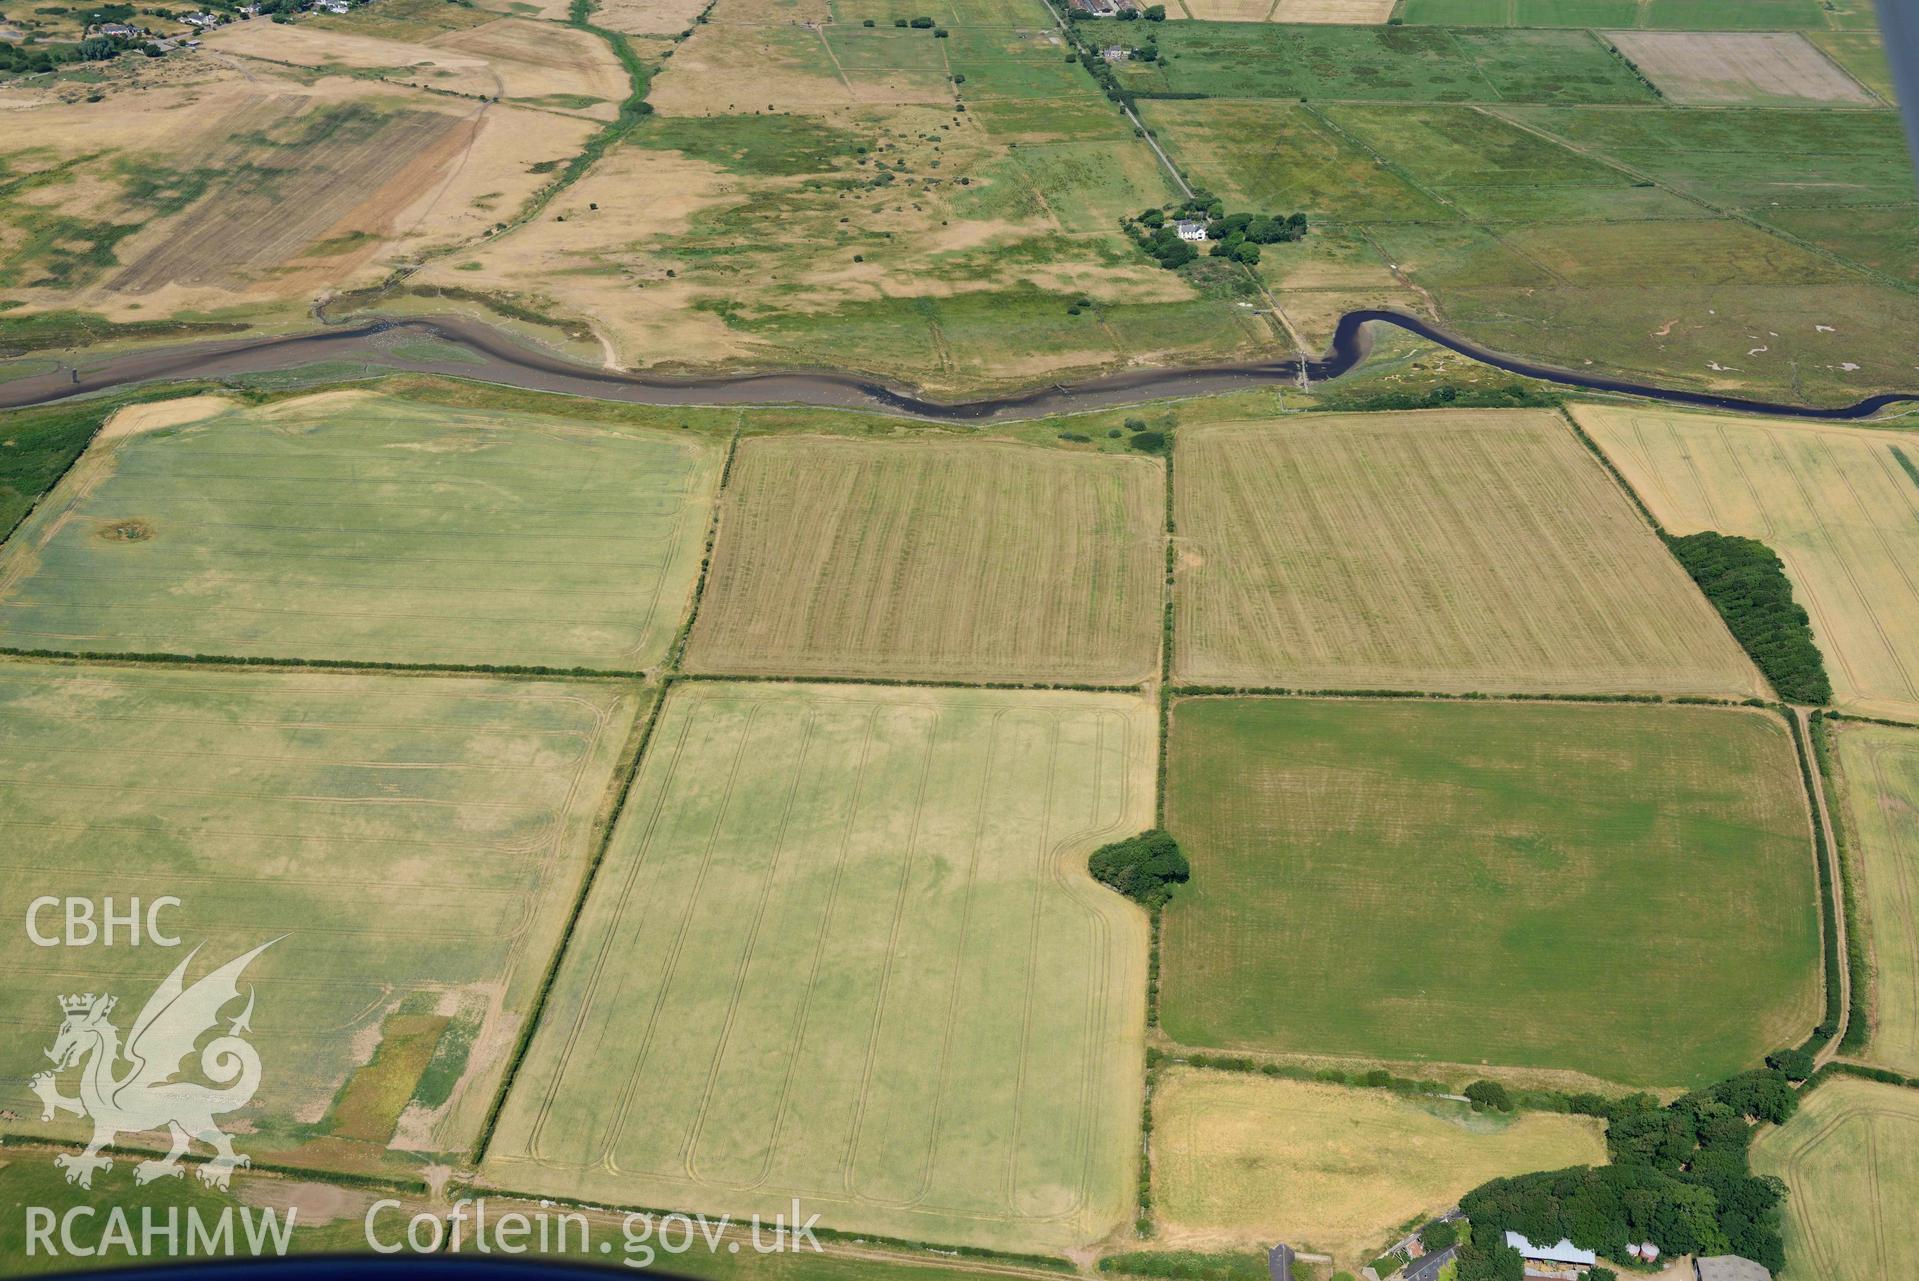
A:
1751 1077 1919 1281
484 681 1155 1253
0 661 643 1176
1574 405 1919 722
1160 698 1820 1086
0 391 720 669
1150 1070 1607 1265
1171 409 1763 696
1829 722 1919 1076
686 436 1163 683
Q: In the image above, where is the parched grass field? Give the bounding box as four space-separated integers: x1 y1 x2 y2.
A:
1828 722 1919 1076
685 436 1163 684
1150 1070 1607 1264
1606 32 1874 105
1751 1077 1919 1281
1574 405 1919 722
0 53 592 333
1171 410 1763 697
0 390 721 670
483 681 1156 1252
1160 698 1820 1087
0 661 643 1175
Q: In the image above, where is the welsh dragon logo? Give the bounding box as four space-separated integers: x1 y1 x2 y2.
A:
29 941 275 1191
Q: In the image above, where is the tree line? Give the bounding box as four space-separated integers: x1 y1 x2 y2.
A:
1666 530 1831 705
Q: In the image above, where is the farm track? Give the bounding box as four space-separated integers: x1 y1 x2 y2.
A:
5 309 1919 422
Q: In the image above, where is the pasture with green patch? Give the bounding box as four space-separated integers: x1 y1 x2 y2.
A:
484 681 1155 1253
0 662 644 1176
1397 0 1836 25
1159 698 1821 1086
1110 25 1658 103
0 390 721 669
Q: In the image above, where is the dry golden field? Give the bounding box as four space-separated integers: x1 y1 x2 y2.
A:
483 681 1156 1253
1150 1070 1607 1265
594 0 711 34
1752 1077 1919 1281
685 436 1164 683
1606 32 1874 105
1828 721 1919 1076
1171 409 1765 696
0 54 591 326
212 13 628 117
1575 405 1919 721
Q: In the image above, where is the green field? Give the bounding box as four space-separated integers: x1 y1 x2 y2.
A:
1829 723 1919 1075
484 681 1156 1252
1136 101 1450 221
1398 0 1833 24
1111 25 1658 103
1160 698 1821 1086
0 391 720 669
1751 1076 1919 1281
0 661 643 1175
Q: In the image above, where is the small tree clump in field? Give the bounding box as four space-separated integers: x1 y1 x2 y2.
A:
1465 1079 1514 1113
1089 829 1189 907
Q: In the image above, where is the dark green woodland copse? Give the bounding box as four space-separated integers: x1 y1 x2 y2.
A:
1454 1068 1797 1279
1665 531 1831 705
1089 828 1189 908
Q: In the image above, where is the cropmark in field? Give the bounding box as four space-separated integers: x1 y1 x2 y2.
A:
1160 698 1820 1086
1172 409 1764 697
0 662 643 1175
686 436 1164 684
0 391 721 670
484 681 1156 1253
1751 1077 1919 1281
1574 404 1919 722
1828 721 1919 1076
1150 1070 1607 1265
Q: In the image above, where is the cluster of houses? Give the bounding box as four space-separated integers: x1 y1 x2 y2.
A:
90 0 348 42
1068 0 1134 14
1504 1233 1773 1281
